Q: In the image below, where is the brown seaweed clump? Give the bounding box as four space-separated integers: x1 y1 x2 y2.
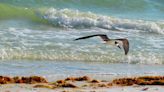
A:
137 76 164 85
65 76 91 81
34 76 164 89
0 76 14 84
90 79 100 83
49 79 78 88
1 75 164 90
13 76 48 84
112 78 137 86
59 83 77 88
0 76 47 84
112 76 164 86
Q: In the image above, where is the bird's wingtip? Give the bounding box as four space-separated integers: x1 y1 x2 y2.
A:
73 38 79 41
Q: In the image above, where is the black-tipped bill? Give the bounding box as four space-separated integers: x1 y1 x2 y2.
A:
117 45 121 49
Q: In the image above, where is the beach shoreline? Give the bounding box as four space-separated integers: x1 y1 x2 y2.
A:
0 84 163 92
0 75 164 92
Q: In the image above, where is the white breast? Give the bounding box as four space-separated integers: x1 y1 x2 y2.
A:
105 40 115 46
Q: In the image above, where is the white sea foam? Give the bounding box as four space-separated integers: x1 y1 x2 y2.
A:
44 8 164 34
0 26 163 64
0 47 163 65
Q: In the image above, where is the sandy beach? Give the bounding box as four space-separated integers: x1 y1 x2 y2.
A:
0 84 163 92
0 75 164 92
0 61 164 92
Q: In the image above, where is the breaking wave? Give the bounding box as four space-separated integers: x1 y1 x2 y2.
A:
0 3 163 64
0 48 163 64
0 3 164 34
44 8 164 34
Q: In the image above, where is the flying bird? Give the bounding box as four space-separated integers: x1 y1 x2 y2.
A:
74 34 129 55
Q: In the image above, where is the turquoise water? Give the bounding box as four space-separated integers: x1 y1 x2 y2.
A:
0 60 164 81
0 0 164 79
1 0 164 20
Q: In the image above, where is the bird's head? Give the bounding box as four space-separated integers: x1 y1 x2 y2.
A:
115 41 121 49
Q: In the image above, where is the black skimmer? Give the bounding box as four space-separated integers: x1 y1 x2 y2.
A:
74 34 129 55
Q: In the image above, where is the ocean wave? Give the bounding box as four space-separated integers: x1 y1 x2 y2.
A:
0 48 163 64
44 8 164 34
0 3 163 34
0 3 47 23
0 27 163 64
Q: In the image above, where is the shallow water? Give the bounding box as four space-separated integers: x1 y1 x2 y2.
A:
0 60 163 81
0 23 163 64
0 0 164 79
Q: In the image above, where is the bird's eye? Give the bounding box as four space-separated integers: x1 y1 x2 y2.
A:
115 41 118 44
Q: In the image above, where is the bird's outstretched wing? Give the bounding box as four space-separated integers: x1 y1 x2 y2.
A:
74 34 129 55
74 34 109 41
116 39 129 55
